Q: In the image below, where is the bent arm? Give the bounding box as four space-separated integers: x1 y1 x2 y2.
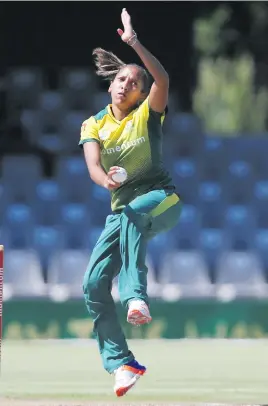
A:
132 41 169 113
83 142 121 190
118 8 169 113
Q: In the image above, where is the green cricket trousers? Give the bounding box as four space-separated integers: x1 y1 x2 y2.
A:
83 189 182 373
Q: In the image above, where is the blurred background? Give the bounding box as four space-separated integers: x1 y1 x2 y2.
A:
1 1 268 340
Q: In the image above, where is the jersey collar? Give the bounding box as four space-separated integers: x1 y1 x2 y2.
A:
107 104 138 124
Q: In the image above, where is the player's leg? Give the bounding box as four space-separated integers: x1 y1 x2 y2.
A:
119 189 182 324
84 214 148 396
148 191 182 238
114 190 181 396
83 214 134 374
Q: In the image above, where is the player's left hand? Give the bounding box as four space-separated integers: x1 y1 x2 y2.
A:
117 8 135 43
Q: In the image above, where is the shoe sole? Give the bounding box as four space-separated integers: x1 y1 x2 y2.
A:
127 309 152 326
115 382 136 397
115 370 146 397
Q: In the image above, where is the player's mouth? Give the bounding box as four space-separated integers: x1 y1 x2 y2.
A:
118 92 127 99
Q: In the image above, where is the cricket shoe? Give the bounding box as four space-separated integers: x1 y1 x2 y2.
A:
127 299 152 326
114 359 146 397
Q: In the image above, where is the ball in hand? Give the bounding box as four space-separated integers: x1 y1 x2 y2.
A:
112 167 128 183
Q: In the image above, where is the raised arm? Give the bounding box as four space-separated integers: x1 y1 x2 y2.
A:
117 8 169 113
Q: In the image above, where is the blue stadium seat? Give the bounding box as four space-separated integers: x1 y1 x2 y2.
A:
60 68 96 110
61 203 90 248
254 230 268 274
224 205 256 250
148 232 173 277
21 107 64 152
20 109 41 144
61 111 89 152
198 229 228 279
3 204 33 248
34 180 61 225
251 139 268 179
0 181 7 220
215 251 267 298
83 226 104 250
159 250 213 298
169 113 202 136
90 184 111 226
47 249 90 298
57 155 88 176
201 138 227 181
38 91 65 133
56 156 92 202
225 137 248 160
172 159 199 203
253 181 268 228
226 137 268 180
2 155 42 202
224 161 255 204
6 67 43 110
4 249 46 298
167 113 204 159
33 226 63 276
63 110 89 132
198 182 226 228
0 227 10 249
38 132 65 153
169 205 200 250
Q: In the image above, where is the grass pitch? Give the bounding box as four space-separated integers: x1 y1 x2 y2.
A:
0 339 267 405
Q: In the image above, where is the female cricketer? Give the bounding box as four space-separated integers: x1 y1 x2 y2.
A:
79 8 182 397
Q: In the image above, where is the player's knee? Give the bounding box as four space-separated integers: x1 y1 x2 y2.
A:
83 270 107 301
83 272 97 296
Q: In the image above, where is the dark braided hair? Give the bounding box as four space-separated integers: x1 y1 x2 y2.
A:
92 48 150 93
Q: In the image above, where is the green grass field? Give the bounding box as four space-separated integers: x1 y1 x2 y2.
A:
0 339 267 405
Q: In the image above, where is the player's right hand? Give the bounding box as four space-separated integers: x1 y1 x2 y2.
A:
104 167 122 190
117 8 135 44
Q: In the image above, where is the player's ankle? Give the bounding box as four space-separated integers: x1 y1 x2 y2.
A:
128 298 148 308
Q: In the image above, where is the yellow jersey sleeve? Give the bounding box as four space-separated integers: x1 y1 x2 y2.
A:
79 116 100 146
136 96 166 125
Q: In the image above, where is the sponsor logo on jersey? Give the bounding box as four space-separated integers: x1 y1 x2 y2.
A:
102 137 146 155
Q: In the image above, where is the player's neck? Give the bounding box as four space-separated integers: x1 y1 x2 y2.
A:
111 105 131 121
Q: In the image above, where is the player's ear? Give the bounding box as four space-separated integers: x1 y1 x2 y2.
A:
108 79 114 94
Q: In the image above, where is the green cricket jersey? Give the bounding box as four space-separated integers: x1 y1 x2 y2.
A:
79 97 174 212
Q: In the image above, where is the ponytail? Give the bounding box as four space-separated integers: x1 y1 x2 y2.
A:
92 48 126 81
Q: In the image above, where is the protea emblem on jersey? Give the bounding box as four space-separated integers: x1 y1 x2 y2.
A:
124 120 133 132
99 129 111 141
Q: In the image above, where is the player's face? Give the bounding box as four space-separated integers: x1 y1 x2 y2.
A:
109 65 146 109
